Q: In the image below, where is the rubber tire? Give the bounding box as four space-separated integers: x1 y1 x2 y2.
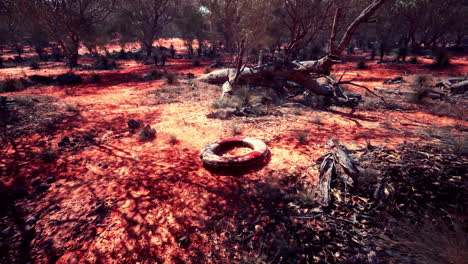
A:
200 137 269 168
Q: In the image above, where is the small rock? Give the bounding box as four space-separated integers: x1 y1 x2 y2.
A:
25 216 37 225
178 236 190 248
127 119 141 129
36 183 50 193
23 225 35 238
101 164 108 169
46 176 55 183
58 136 70 147
31 178 41 187
50 204 60 211
1 226 12 237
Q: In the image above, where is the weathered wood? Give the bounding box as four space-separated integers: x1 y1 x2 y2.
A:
198 55 341 85
450 80 468 94
317 138 360 207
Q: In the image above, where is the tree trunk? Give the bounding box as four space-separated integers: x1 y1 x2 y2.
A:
199 56 341 98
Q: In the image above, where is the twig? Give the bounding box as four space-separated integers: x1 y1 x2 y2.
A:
337 70 347 83
338 81 388 106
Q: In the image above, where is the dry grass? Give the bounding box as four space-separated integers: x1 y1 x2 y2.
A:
138 125 156 141
381 216 467 264
168 134 178 145
296 131 309 145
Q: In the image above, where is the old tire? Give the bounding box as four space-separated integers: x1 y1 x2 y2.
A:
200 137 269 168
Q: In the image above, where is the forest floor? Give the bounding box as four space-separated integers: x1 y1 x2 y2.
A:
0 41 467 263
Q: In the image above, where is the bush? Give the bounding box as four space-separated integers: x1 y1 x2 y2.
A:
56 72 83 86
164 72 176 84
1 77 24 92
432 49 450 68
413 74 431 88
381 216 467 264
231 125 242 136
409 56 418 64
94 56 117 70
0 57 3 67
90 74 101 83
296 131 308 145
30 61 40 70
52 47 62 62
192 59 201 67
203 67 211 74
311 114 322 125
168 135 178 145
408 75 433 104
356 60 367 69
138 125 156 141
40 148 57 163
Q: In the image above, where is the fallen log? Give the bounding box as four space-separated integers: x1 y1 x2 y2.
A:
198 56 340 85
450 80 468 94
199 56 363 108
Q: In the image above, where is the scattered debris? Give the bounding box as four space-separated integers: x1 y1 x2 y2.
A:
383 76 404 84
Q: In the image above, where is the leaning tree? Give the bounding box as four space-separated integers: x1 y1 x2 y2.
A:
198 0 388 107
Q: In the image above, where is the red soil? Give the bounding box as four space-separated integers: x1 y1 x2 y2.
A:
0 42 467 263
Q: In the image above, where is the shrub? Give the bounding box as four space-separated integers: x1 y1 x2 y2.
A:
413 74 431 87
296 131 308 145
231 125 242 136
14 96 35 106
409 56 418 64
168 134 178 145
143 70 164 81
30 61 40 70
164 72 176 84
381 216 467 264
0 57 3 67
94 56 117 70
192 59 201 67
56 72 83 86
429 102 465 120
311 114 322 125
408 75 433 104
356 60 367 69
65 103 80 112
433 49 450 68
40 148 57 163
90 74 101 83
138 125 156 141
1 77 23 92
442 134 467 155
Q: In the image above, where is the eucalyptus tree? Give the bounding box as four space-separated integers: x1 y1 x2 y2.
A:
116 0 176 58
21 0 117 67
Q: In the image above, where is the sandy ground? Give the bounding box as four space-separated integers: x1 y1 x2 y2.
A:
0 42 467 263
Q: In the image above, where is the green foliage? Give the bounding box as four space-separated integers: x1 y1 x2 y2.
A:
173 2 208 44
